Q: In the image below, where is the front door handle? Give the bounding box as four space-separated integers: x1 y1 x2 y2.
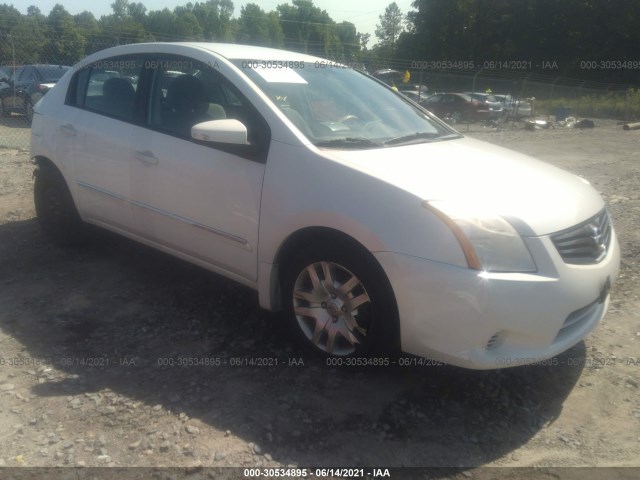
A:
134 150 159 166
60 123 76 137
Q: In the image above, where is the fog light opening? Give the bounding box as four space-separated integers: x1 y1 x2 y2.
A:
486 332 503 350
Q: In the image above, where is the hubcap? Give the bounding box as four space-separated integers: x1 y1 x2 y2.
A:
292 261 371 356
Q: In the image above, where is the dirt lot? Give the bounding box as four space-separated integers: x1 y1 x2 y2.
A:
0 119 639 476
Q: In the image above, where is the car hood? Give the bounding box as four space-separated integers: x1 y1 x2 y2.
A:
320 136 604 236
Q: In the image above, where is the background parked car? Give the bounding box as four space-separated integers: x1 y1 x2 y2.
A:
494 93 532 118
0 64 71 121
401 90 428 103
0 66 14 115
398 82 429 95
465 92 505 119
372 68 404 86
372 69 428 93
0 66 12 84
421 92 489 123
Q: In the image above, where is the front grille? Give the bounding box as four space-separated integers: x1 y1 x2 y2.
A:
551 209 611 264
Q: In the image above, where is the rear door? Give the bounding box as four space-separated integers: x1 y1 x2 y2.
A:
66 57 149 233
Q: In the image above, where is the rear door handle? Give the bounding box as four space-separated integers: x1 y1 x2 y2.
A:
60 123 76 137
134 150 159 166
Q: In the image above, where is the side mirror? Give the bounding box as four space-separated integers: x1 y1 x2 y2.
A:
191 119 248 145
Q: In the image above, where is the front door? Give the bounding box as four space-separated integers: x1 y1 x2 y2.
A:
130 56 270 282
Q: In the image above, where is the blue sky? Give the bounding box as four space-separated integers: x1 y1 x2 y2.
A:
14 0 416 45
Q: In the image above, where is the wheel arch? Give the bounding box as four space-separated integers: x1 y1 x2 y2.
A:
33 155 58 170
264 226 398 319
33 155 73 188
269 226 401 354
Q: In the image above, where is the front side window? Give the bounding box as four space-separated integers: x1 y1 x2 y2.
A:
148 60 216 138
147 56 270 151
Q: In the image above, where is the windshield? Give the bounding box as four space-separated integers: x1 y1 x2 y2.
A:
232 60 458 148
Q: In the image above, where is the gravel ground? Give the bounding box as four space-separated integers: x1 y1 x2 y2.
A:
0 119 639 476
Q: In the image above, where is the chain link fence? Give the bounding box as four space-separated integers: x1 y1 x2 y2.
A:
2 32 639 149
413 68 637 121
1 33 120 149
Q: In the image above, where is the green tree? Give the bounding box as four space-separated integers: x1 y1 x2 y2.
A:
276 0 335 55
27 5 43 17
237 4 269 45
127 2 147 24
375 2 404 47
192 0 235 41
335 21 360 60
266 11 284 47
74 11 103 55
145 8 178 39
174 11 203 39
111 0 129 20
10 13 47 64
45 4 85 64
99 0 150 46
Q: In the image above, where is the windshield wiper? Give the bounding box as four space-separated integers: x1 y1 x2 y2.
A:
315 137 383 149
384 132 458 146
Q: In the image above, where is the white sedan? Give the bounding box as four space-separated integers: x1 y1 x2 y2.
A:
30 43 619 368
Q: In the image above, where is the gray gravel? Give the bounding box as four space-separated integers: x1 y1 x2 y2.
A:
0 119 639 470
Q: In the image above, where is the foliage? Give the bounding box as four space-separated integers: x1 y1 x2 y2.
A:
375 2 403 47
0 0 365 66
1 0 640 89
400 0 640 83
236 3 284 47
537 89 640 121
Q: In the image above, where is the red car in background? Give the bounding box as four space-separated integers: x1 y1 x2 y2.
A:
421 92 489 123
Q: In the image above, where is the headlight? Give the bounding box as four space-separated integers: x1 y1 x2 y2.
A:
424 200 536 272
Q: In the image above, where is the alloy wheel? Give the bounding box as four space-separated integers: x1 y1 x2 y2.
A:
292 261 371 356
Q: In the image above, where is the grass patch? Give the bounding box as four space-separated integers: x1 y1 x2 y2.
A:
536 88 640 120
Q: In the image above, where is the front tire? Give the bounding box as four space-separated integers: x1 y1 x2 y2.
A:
283 242 398 357
34 164 87 246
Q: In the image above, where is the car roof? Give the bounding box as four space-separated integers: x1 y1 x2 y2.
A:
17 64 70 69
373 69 402 75
87 42 326 63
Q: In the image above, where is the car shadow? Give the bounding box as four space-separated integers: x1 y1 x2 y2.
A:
0 219 586 469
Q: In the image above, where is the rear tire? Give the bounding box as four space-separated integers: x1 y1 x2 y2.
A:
25 100 33 122
282 241 399 358
34 164 87 246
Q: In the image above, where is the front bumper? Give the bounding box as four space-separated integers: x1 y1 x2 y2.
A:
374 228 620 369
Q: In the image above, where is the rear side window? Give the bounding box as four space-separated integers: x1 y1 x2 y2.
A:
70 57 145 122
